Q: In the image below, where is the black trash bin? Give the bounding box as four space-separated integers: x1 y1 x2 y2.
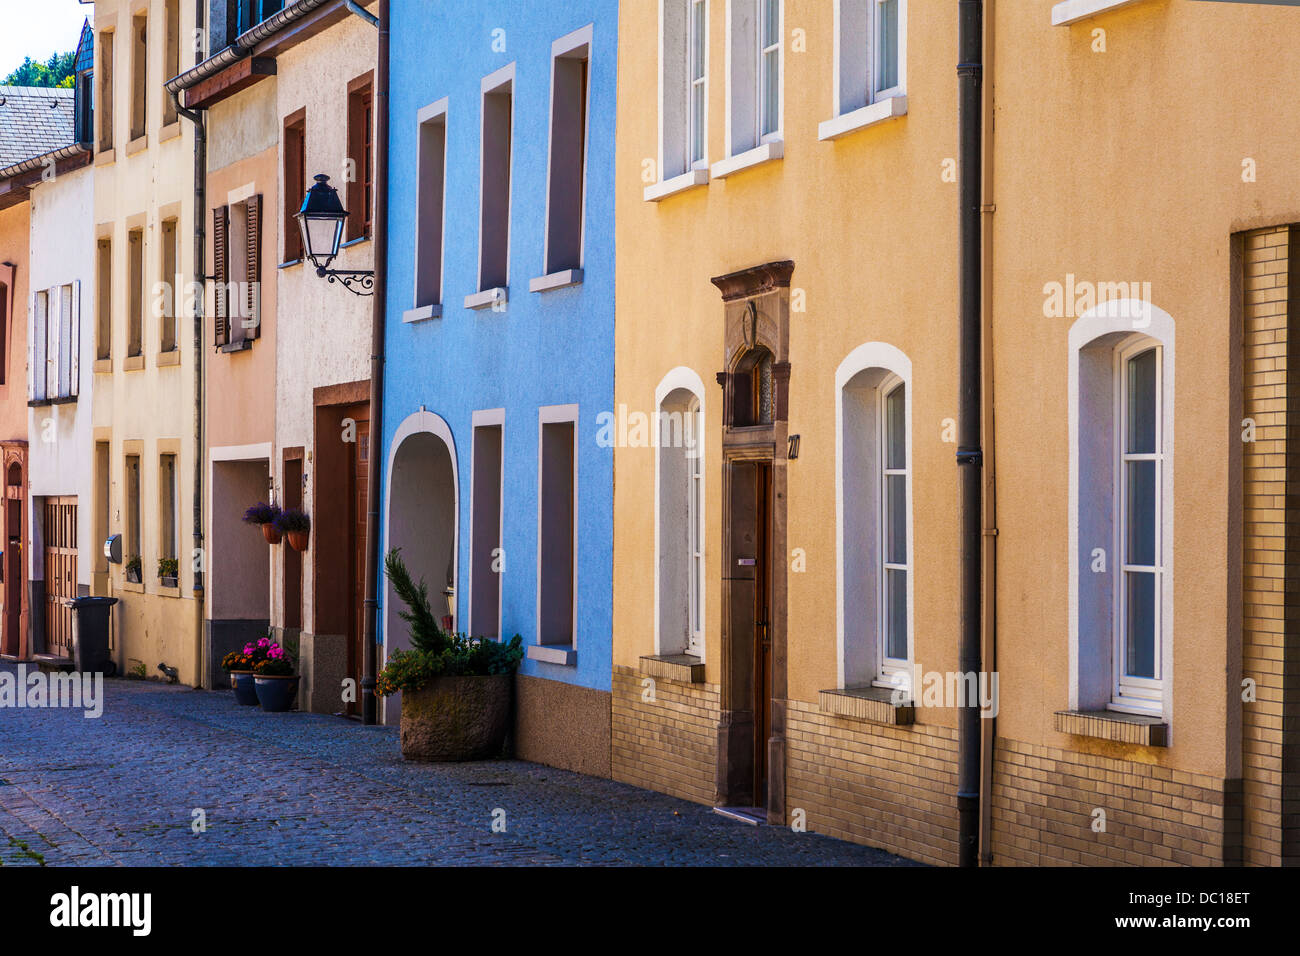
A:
66 596 119 675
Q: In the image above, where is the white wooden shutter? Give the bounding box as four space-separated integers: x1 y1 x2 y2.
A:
69 279 80 399
47 286 61 401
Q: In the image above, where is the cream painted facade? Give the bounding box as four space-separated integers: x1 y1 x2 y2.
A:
93 0 201 684
614 0 1300 866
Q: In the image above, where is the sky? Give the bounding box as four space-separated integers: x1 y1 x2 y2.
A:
0 0 91 82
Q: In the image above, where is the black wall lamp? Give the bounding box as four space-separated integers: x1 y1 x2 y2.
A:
296 174 374 296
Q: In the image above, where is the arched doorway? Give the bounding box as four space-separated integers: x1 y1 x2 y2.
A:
382 412 458 723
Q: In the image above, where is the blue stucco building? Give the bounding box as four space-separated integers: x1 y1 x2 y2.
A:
381 0 618 773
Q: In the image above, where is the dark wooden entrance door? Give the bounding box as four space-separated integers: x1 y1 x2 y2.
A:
346 412 370 716
726 458 774 806
43 498 77 658
2 496 20 657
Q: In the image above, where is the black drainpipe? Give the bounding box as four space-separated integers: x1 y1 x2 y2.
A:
360 0 388 725
172 0 207 689
956 0 984 868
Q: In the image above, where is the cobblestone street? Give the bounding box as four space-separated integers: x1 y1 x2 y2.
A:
0 663 915 866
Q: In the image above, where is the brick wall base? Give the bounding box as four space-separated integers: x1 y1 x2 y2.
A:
611 665 718 805
991 737 1231 866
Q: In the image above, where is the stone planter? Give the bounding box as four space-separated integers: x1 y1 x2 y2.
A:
400 674 512 762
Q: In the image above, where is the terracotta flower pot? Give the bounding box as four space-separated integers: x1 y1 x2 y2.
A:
262 523 282 545
399 674 512 762
287 530 309 552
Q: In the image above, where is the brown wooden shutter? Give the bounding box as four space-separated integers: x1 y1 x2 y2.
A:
212 205 229 346
245 194 262 339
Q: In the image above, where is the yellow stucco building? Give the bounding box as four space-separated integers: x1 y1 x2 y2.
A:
613 0 1300 866
92 0 201 684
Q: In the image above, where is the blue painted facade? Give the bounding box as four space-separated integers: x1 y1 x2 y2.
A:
383 0 617 696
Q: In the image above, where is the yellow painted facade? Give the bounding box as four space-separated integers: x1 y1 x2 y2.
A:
92 0 200 684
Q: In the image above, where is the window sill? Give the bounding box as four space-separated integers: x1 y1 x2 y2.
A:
818 96 908 142
157 584 182 598
219 339 253 354
119 580 144 594
93 358 112 374
95 148 116 167
156 349 181 366
526 644 576 667
126 134 148 157
1051 0 1145 26
529 268 583 294
1053 709 1168 747
159 121 181 144
278 258 304 270
639 653 704 684
819 686 914 726
464 287 507 311
28 396 77 407
710 140 784 180
123 355 145 371
402 304 442 324
341 235 370 250
643 168 710 202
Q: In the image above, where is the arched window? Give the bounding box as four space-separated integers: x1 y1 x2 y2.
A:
837 344 912 689
656 369 706 658
1070 300 1173 720
732 345 774 427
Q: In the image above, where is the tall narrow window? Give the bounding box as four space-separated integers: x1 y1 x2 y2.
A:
159 454 178 576
96 237 112 360
125 455 142 570
163 0 180 126
283 110 306 262
214 198 261 347
689 0 707 167
346 74 374 241
94 442 110 578
544 29 590 277
1116 343 1162 708
838 348 912 690
758 0 780 139
212 205 230 346
130 13 147 142
731 346 774 427
30 290 49 402
478 67 514 293
98 31 114 152
658 384 705 658
470 418 504 640
831 0 906 120
538 412 577 650
879 378 908 676
160 218 178 352
127 228 143 358
414 102 447 308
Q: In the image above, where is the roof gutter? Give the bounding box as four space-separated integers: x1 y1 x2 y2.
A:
165 0 335 94
0 142 90 184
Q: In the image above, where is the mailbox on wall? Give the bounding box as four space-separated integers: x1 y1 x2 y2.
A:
104 534 122 565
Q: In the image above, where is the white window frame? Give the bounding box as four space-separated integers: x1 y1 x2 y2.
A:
876 373 909 685
409 96 448 322
1111 337 1164 713
756 0 782 145
653 367 708 660
1067 299 1174 725
869 0 904 104
474 62 516 299
835 342 913 692
688 0 709 170
539 24 593 284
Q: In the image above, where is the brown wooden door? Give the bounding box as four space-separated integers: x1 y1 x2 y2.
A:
43 498 77 658
346 414 370 715
752 462 773 802
3 495 20 656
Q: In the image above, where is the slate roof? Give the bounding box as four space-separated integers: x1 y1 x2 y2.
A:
0 85 76 171
75 19 94 76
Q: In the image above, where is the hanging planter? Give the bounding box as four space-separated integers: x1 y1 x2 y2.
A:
275 508 311 552
243 501 283 544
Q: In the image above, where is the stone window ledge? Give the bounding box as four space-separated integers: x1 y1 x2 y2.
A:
644 168 709 202
819 686 914 726
1051 0 1146 27
639 654 704 684
1054 709 1167 747
464 287 507 311
710 140 783 181
818 95 907 142
526 644 575 667
529 268 583 294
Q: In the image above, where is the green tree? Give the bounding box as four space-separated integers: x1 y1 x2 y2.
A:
3 51 77 89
